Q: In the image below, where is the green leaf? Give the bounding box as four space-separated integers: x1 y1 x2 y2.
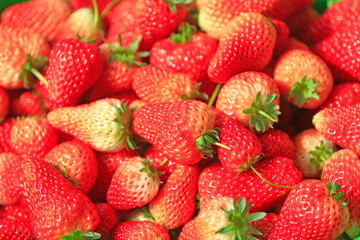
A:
308 141 334 171
246 212 267 222
82 232 101 239
288 76 319 107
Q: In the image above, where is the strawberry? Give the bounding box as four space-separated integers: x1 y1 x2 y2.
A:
68 0 113 14
207 12 276 83
321 149 360 238
47 98 134 153
21 158 100 240
293 128 337 179
300 0 360 45
318 82 360 110
42 39 104 110
107 156 161 210
215 71 280 132
252 212 278 240
285 7 320 38
0 118 16 153
0 153 23 205
94 203 119 240
10 91 46 117
270 19 290 57
87 149 138 202
132 100 218 165
1 0 71 42
112 221 170 240
107 90 139 105
274 48 333 109
267 179 349 239
10 117 57 160
0 24 50 89
0 204 31 222
198 157 302 212
132 66 197 104
0 218 35 240
257 129 295 160
218 117 263 172
149 164 199 229
44 140 98 194
0 87 9 122
313 104 360 155
312 28 360 83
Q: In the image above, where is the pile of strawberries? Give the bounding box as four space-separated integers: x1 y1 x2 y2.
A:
0 0 360 239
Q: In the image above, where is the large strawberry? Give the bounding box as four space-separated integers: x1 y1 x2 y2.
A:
42 39 104 110
1 0 71 42
321 149 360 238
132 100 219 165
208 12 276 83
21 158 100 240
47 98 134 153
313 104 360 155
112 221 170 240
0 87 9 123
268 179 349 239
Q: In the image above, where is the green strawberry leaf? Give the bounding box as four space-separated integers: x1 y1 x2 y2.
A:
139 157 161 184
196 128 230 158
170 23 196 44
54 165 79 186
325 181 348 206
60 230 101 240
19 54 48 89
308 141 334 170
288 75 319 107
181 83 209 101
163 0 193 12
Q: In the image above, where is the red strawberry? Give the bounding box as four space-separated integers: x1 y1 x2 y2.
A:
10 117 57 160
293 128 337 179
107 90 139 105
271 19 290 57
218 117 263 172
44 140 98 194
318 82 360 110
94 203 119 240
42 39 104 110
252 212 278 240
1 0 71 42
87 149 138 202
0 204 31 222
47 98 134 153
0 218 35 240
198 157 302 212
257 129 295 160
285 7 320 38
312 28 360 83
112 221 170 240
107 156 161 210
21 158 99 240
0 87 9 122
132 66 197 104
149 164 199 229
215 71 280 132
313 104 360 155
321 149 360 238
268 179 349 239
0 24 50 89
132 100 218 165
69 0 112 13
10 91 46 117
0 153 23 205
208 12 276 83
0 118 16 153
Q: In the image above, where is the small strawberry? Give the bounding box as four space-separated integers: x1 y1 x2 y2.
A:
318 82 360 110
94 203 119 240
21 158 100 240
132 66 197 104
273 48 333 109
132 100 221 165
258 129 295 160
0 152 23 205
218 117 263 172
208 12 276 83
215 71 280 133
47 98 134 153
44 140 98 194
1 0 72 42
112 221 170 240
293 128 337 179
10 117 57 160
42 39 104 110
10 91 46 117
0 118 16 153
0 87 9 123
0 218 35 240
107 156 161 210
313 104 360 155
268 179 349 240
321 149 360 238
149 164 199 229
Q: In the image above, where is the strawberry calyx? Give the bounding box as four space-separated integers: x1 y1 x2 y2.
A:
288 75 319 107
60 230 101 240
139 157 162 184
108 35 150 70
54 165 79 186
181 83 209 101
196 128 230 158
163 0 193 12
308 141 334 171
237 154 263 172
242 92 280 133
170 23 196 44
216 197 266 240
19 54 48 89
325 181 348 206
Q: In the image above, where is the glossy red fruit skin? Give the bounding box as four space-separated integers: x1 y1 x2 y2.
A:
198 157 302 212
112 221 170 240
43 39 104 110
252 212 278 240
0 204 31 222
10 91 45 117
0 218 35 240
318 82 360 110
0 118 16 153
257 129 295 160
94 203 119 239
68 0 112 13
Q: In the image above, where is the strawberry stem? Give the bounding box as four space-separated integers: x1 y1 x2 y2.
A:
249 165 294 189
170 23 196 44
157 158 169 170
86 0 100 41
196 128 230 158
100 0 122 18
288 75 319 107
308 141 334 171
208 83 222 107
